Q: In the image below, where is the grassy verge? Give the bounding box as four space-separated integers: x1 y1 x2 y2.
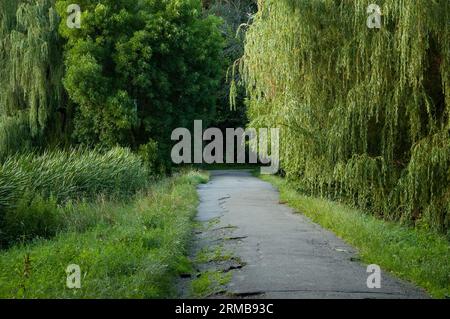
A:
0 170 208 298
260 174 450 299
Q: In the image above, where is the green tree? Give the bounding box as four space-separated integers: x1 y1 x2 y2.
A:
0 0 66 151
57 0 224 159
205 0 256 129
240 0 450 233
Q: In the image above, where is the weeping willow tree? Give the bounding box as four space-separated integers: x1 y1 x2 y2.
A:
0 0 64 142
239 0 450 233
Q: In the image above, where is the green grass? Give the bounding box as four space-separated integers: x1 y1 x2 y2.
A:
0 170 208 298
0 147 151 247
188 217 236 298
0 147 149 209
195 245 234 264
191 271 232 298
260 174 450 299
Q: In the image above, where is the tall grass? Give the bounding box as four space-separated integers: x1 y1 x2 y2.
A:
0 171 208 298
0 147 150 245
0 147 149 208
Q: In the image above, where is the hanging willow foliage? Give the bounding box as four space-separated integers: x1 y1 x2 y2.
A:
0 0 64 137
239 0 450 232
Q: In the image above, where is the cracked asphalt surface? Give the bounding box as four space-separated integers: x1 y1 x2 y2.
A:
195 170 428 299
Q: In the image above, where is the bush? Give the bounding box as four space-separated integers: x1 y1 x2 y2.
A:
0 114 32 163
138 139 164 176
0 193 59 246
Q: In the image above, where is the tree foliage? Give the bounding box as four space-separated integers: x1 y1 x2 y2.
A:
240 0 450 233
0 113 32 162
205 0 256 129
57 0 224 155
0 0 64 139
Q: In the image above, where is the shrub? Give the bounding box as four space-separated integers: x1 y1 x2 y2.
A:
0 193 59 246
138 139 164 176
0 114 32 163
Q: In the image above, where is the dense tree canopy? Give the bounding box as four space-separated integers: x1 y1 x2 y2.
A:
239 0 449 232
1 0 225 166
57 0 224 154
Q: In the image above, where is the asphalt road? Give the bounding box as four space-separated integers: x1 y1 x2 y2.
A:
195 170 428 299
